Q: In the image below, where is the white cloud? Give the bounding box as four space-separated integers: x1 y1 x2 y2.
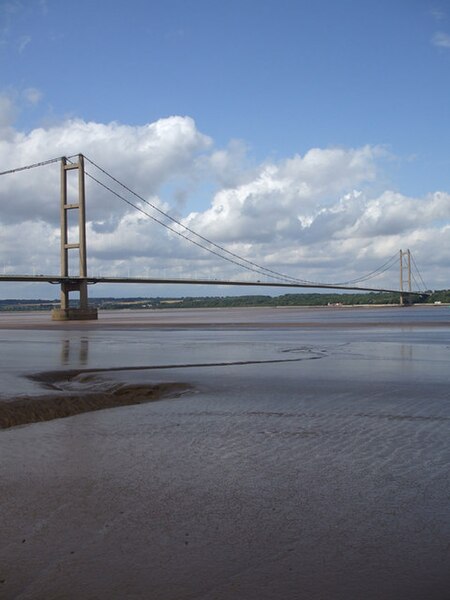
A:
0 114 212 227
203 139 253 188
183 146 381 244
0 219 59 276
1 109 449 293
432 31 450 48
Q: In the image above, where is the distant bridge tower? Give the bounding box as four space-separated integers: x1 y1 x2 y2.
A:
51 154 98 320
399 248 412 306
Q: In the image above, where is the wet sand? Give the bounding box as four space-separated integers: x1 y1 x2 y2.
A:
0 304 449 330
1 307 450 599
0 381 191 429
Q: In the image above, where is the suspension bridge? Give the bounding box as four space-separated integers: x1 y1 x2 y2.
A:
0 154 429 320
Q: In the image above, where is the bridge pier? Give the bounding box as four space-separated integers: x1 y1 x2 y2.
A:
51 155 97 321
399 292 413 306
52 280 98 320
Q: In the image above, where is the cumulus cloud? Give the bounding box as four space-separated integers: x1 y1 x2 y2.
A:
0 219 59 275
1 107 449 292
0 114 212 227
183 146 381 244
203 139 254 188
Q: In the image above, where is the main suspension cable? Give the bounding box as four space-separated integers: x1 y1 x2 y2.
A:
2 153 402 290
83 155 400 288
83 154 322 286
331 253 398 285
0 156 62 176
82 168 305 284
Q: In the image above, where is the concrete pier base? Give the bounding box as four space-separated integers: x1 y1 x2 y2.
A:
399 293 413 306
51 308 98 321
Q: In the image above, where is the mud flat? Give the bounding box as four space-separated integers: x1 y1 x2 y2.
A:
1 307 450 599
0 379 191 429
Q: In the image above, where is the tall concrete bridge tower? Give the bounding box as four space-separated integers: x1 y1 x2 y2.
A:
399 248 412 306
51 155 98 320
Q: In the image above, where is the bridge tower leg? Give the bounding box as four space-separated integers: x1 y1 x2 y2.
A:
399 248 412 306
52 155 98 321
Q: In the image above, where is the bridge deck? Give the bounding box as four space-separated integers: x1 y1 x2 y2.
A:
0 274 424 296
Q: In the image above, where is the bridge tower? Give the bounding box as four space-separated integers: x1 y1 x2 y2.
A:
399 248 412 306
51 154 98 320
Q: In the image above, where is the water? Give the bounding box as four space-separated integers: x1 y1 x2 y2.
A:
1 306 450 599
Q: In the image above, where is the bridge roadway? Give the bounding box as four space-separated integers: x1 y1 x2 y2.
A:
0 274 422 296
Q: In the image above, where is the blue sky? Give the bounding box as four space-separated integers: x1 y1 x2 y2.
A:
1 0 450 298
3 0 450 192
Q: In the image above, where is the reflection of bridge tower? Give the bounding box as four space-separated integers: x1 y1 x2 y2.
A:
61 337 89 365
399 248 412 306
51 155 97 320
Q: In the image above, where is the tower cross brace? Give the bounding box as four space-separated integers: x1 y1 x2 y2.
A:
51 154 98 320
399 248 412 306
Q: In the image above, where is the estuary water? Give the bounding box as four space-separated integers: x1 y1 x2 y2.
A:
1 306 450 599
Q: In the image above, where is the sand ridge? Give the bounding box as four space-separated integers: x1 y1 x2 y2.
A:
0 380 192 429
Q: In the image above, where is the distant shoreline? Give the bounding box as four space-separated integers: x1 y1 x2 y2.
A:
0 301 449 314
1 289 448 312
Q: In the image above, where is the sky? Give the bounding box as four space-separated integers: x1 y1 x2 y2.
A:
1 0 450 299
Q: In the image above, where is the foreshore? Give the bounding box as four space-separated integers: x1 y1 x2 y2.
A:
1 301 447 428
1 307 450 599
0 304 449 331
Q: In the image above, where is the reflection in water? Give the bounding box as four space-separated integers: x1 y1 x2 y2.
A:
60 337 89 366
